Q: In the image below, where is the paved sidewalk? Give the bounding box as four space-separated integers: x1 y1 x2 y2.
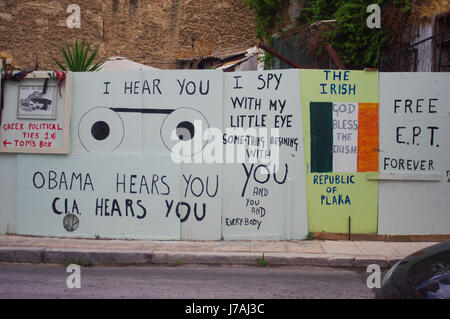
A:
0 235 439 268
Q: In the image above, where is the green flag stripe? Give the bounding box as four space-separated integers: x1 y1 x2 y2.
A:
310 102 333 172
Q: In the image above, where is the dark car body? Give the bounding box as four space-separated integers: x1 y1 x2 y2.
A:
378 240 450 299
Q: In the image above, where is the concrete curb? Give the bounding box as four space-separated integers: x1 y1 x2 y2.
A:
151 251 263 265
43 248 152 266
0 247 44 264
262 253 392 268
0 246 400 268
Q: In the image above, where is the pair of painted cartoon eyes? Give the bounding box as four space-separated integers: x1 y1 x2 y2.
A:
90 120 195 142
90 120 194 141
78 107 209 155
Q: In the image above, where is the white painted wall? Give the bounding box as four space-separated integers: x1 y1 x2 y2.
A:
1 70 449 239
15 70 225 240
0 153 17 234
222 70 308 240
378 73 450 235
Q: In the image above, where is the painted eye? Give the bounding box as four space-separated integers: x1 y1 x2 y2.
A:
160 107 210 156
176 121 195 141
78 107 124 153
91 121 110 141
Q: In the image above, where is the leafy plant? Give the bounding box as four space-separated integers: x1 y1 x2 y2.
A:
256 258 268 267
54 39 104 71
244 0 284 41
305 232 314 240
175 259 184 266
299 0 411 69
298 0 339 23
260 36 276 68
62 259 93 267
244 0 283 69
245 0 413 69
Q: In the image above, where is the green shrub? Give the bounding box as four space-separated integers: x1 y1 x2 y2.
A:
244 0 284 41
300 0 411 69
246 0 412 69
54 39 104 71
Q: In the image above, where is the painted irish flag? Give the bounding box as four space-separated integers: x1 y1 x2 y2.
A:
310 102 379 173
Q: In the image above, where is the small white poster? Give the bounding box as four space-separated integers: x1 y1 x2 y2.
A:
18 85 57 119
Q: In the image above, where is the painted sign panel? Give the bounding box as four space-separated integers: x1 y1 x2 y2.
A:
17 70 223 240
222 70 308 240
300 69 379 234
0 73 71 154
378 73 450 235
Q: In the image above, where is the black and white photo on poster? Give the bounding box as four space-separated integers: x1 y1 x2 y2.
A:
18 85 57 119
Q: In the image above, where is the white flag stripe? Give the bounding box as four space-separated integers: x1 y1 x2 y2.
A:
332 102 358 172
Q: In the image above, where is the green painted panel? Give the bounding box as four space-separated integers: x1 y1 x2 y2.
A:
300 69 379 234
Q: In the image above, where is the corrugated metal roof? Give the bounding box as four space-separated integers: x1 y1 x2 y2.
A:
214 56 250 70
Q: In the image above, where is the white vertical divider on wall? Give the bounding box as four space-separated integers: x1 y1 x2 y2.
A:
222 70 308 240
378 73 450 235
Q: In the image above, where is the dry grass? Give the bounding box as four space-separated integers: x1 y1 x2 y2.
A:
411 0 450 24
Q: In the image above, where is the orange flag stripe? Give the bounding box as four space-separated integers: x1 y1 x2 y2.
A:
357 103 379 172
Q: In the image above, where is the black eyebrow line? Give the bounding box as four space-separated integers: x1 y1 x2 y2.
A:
110 108 175 114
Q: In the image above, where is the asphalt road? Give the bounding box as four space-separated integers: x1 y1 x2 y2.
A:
0 263 376 299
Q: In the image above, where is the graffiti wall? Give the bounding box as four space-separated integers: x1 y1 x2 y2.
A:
378 73 450 235
16 70 225 240
300 70 380 234
222 70 307 240
11 69 309 240
0 69 449 239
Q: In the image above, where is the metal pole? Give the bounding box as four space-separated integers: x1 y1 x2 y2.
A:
348 216 351 241
437 32 443 72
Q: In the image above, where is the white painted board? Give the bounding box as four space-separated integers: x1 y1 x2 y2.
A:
17 70 224 240
140 70 224 240
222 70 308 240
0 73 70 154
378 72 450 235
